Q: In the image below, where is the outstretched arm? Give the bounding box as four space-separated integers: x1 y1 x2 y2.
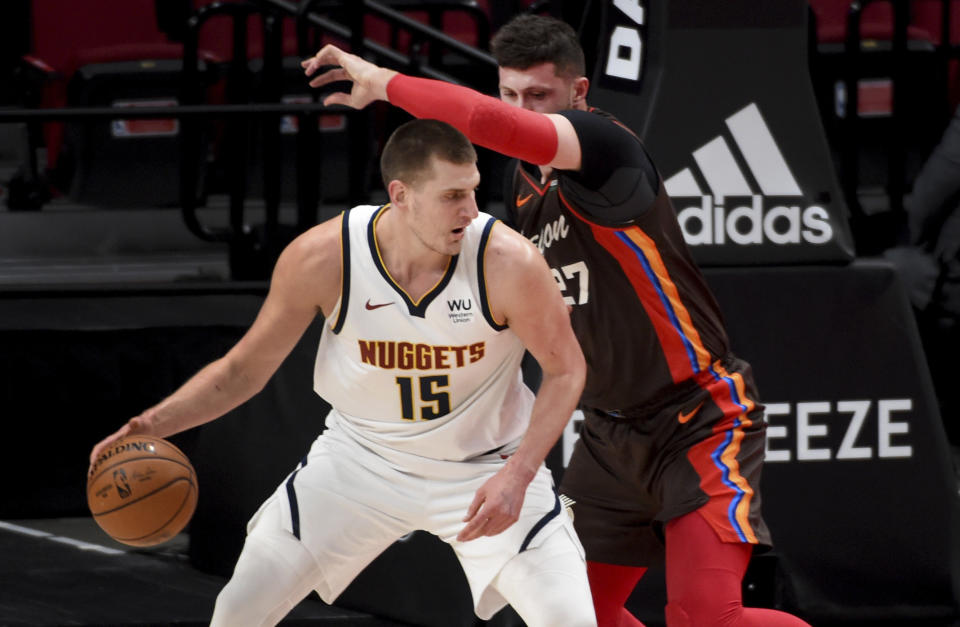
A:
456 223 586 542
88 219 342 470
301 45 583 171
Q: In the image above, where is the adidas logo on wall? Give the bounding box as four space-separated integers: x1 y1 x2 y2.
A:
664 103 834 246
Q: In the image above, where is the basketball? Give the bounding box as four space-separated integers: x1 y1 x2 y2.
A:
87 435 198 547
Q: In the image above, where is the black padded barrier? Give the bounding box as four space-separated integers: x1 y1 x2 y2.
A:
702 260 960 623
0 286 263 519
587 0 855 266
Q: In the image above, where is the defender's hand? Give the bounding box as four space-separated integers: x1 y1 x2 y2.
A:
301 44 397 110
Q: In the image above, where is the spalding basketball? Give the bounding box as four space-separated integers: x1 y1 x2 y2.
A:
87 435 198 547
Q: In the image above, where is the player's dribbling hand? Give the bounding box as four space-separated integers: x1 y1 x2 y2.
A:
457 466 530 542
300 44 397 110
88 416 154 476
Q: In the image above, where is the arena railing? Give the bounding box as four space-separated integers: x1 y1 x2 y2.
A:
0 0 498 280
840 0 957 225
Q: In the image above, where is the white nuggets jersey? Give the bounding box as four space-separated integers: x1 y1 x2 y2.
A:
313 205 534 466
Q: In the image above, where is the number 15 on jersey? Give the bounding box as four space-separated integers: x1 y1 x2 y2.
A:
396 375 451 420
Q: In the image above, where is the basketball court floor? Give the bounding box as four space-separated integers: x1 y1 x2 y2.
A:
0 516 411 626
4 513 959 627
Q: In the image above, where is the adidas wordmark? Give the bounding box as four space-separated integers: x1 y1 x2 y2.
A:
664 103 833 246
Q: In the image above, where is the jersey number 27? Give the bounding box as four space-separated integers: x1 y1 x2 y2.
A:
552 261 589 306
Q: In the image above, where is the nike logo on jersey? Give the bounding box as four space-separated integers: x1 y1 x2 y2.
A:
516 193 534 207
678 400 705 424
365 299 394 311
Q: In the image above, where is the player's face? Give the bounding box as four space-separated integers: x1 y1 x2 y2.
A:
407 157 480 256
498 62 577 113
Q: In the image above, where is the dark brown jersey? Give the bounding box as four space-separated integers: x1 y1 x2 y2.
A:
507 109 731 410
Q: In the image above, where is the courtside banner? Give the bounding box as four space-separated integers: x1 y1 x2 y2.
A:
587 0 855 266
554 261 960 621
705 261 959 620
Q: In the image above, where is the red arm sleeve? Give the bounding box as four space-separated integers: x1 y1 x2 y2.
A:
386 74 559 165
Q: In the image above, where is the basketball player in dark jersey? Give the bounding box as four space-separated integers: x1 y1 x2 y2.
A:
304 14 810 626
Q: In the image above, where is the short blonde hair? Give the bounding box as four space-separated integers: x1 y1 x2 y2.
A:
380 119 477 189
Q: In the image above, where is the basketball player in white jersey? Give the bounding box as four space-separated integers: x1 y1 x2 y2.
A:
89 119 596 626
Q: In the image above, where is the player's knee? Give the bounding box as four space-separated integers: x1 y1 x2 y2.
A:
664 601 692 627
512 579 595 627
530 569 595 626
211 578 256 627
666 598 740 627
210 529 317 627
495 528 596 626
533 594 597 627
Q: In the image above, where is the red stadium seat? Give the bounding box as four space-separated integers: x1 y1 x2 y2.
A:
805 0 954 252
28 0 186 164
22 0 213 206
912 0 960 107
192 0 301 61
808 0 934 42
808 0 959 108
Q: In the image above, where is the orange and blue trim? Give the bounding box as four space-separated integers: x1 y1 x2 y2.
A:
689 363 758 544
559 190 759 543
613 227 713 379
560 190 711 383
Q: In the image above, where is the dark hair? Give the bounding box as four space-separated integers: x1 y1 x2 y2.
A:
380 119 477 188
491 14 585 78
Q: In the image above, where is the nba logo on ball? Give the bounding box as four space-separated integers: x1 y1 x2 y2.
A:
113 468 132 498
87 435 198 547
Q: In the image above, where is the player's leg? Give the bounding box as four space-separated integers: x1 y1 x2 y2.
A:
211 512 320 627
663 509 810 627
586 561 648 627
441 461 597 624
213 431 412 626
561 412 658 627
663 359 809 625
491 526 597 627
211 489 404 627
